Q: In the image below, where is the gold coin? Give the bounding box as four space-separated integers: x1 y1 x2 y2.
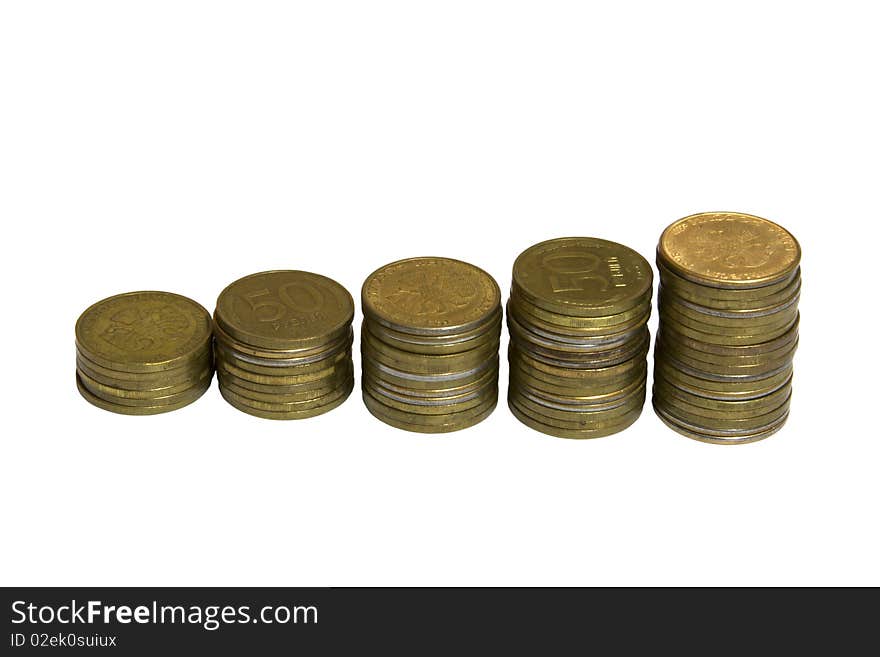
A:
658 211 801 289
514 369 647 406
512 380 646 418
77 373 210 415
220 374 353 405
512 237 652 317
508 397 643 439
653 379 791 416
76 291 212 373
658 295 799 331
363 390 497 433
655 337 796 377
362 257 501 336
215 270 354 351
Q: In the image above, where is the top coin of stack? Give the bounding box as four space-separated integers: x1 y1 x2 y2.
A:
75 291 214 415
361 257 502 433
507 237 653 438
213 270 355 420
653 211 801 444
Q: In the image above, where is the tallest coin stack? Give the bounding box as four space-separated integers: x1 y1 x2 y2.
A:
653 212 801 444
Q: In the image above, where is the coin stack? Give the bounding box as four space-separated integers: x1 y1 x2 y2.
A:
75 291 214 415
507 238 653 439
213 271 355 420
361 257 502 433
653 212 801 444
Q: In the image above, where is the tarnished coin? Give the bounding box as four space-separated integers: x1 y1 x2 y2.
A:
215 270 354 351
76 373 211 415
512 237 652 317
363 390 497 433
508 397 643 439
362 257 501 336
76 291 212 373
658 211 801 289
220 379 354 420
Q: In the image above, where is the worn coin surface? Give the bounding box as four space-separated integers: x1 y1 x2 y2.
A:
658 212 801 289
362 257 501 335
76 291 212 373
512 237 652 317
215 270 354 350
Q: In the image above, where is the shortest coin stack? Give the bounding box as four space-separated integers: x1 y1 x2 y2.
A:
653 211 801 444
213 270 355 420
507 237 654 438
75 291 214 415
361 257 502 433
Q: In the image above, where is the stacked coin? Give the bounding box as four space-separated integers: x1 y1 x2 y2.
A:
214 271 355 419
75 291 214 415
653 211 801 444
507 238 653 438
361 257 502 433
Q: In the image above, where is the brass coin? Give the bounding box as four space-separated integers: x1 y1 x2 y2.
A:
215 270 354 351
508 397 643 439
362 355 498 392
363 391 498 433
510 395 644 432
653 379 792 417
654 360 793 400
507 302 646 350
512 380 646 418
657 265 802 310
220 379 353 420
212 320 353 361
362 257 501 336
76 352 212 390
217 364 352 396
656 259 801 303
658 212 801 289
657 319 798 358
653 402 789 445
216 356 351 386
364 317 501 355
515 370 648 407
659 298 799 334
76 291 212 373
510 341 648 373
363 363 498 400
215 339 352 377
510 287 652 329
77 366 213 400
512 237 653 317
363 378 496 415
76 373 210 415
78 371 213 408
221 378 354 413
658 311 799 346
654 393 791 431
508 311 649 356
659 284 800 319
361 330 499 375
655 338 796 377
220 373 353 405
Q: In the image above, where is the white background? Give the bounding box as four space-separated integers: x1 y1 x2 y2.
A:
1 1 877 586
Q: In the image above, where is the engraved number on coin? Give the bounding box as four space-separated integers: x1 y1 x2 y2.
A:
241 283 324 322
543 251 611 293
